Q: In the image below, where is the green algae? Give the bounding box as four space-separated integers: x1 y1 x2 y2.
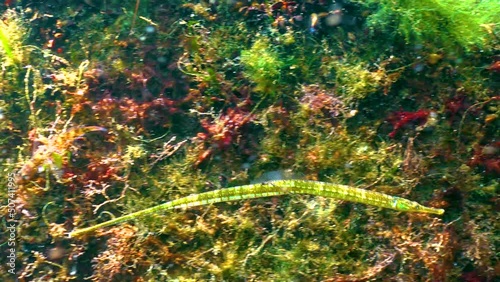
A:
332 60 383 101
0 29 14 63
355 0 500 50
240 37 284 95
0 9 26 66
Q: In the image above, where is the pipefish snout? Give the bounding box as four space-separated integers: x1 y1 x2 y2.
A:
68 180 444 238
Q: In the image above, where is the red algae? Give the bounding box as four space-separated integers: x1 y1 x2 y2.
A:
194 108 255 166
486 61 500 73
468 142 500 175
387 109 430 138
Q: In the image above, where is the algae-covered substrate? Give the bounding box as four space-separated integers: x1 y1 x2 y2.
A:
0 1 498 281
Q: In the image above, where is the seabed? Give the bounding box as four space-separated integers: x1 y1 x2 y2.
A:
0 1 498 281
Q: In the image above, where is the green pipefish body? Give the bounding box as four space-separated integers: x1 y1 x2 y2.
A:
69 180 444 238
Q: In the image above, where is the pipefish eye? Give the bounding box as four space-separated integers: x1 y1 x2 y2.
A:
393 198 416 211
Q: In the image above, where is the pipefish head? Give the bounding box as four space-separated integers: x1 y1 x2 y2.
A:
393 197 444 215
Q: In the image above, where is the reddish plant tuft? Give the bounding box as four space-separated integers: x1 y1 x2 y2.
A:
486 60 500 73
91 96 179 133
445 95 468 122
194 108 254 166
468 142 500 175
387 109 430 138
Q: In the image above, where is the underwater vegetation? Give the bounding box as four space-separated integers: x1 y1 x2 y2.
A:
0 0 498 281
240 37 284 95
353 0 500 50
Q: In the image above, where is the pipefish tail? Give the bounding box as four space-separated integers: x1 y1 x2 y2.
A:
68 180 444 238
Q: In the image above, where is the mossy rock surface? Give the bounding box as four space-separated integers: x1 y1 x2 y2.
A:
0 1 498 281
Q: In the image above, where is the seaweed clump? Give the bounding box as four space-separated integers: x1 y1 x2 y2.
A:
354 0 500 50
240 37 284 95
0 9 26 65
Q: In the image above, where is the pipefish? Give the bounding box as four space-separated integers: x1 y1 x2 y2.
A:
68 180 444 238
